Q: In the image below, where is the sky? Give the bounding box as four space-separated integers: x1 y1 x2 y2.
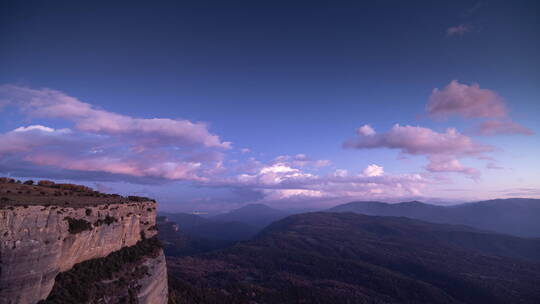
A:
1 0 539 212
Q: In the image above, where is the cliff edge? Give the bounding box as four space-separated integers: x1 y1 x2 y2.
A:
0 178 168 304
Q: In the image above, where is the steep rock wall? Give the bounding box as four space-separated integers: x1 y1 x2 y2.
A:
0 201 163 304
137 248 169 303
39 239 167 304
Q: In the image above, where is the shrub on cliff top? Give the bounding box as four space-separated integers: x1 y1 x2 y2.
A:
64 217 93 234
128 195 153 202
0 177 15 184
38 180 55 187
54 183 93 192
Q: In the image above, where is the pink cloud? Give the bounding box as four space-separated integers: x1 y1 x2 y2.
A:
344 124 491 177
426 156 479 179
0 85 231 149
0 122 433 205
0 84 234 182
0 124 213 182
476 119 534 136
446 24 470 36
344 124 491 156
426 81 533 136
25 153 207 181
427 80 507 119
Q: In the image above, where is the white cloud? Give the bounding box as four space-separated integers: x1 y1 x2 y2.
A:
363 164 384 177
332 169 348 177
357 124 376 136
13 125 55 133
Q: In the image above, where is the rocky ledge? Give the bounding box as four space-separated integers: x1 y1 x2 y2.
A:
0 178 168 304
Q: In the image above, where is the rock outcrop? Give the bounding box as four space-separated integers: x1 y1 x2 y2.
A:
136 247 169 303
39 238 168 304
0 181 168 304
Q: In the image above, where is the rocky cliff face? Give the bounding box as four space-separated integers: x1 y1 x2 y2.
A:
0 200 168 304
136 247 169 303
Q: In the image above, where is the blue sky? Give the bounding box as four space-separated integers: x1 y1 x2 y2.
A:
1 0 539 211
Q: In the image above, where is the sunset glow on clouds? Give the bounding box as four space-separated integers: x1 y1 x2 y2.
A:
345 124 490 178
0 85 231 149
0 85 229 182
427 80 534 136
0 85 428 203
1 1 539 211
0 80 537 208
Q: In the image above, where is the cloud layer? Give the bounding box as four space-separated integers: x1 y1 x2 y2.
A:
219 160 428 205
0 82 535 208
0 85 231 149
0 85 230 182
0 85 431 207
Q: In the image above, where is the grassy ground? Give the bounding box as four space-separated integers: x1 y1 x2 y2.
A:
0 177 152 207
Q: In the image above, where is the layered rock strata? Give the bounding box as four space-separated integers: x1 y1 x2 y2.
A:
0 200 167 304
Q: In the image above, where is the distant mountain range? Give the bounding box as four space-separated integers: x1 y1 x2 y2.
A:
212 203 290 227
160 204 291 241
156 216 233 257
161 198 540 242
327 198 540 238
167 212 540 304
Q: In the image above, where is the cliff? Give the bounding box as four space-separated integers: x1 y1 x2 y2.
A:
0 179 168 304
40 238 168 303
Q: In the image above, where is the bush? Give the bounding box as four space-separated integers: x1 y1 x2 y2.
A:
0 177 15 184
54 183 93 192
38 180 55 187
64 217 93 234
94 215 118 227
128 195 152 202
23 180 34 185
